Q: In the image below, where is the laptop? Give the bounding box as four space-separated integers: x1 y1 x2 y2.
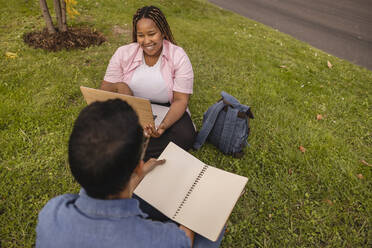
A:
80 86 168 128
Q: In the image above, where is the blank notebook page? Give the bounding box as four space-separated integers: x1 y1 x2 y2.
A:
134 142 205 218
173 166 247 241
134 142 248 241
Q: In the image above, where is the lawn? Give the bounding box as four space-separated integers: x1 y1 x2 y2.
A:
0 0 371 247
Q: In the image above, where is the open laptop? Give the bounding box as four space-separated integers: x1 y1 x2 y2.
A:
80 86 169 129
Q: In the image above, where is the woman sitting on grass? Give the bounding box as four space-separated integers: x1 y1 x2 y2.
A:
101 6 195 160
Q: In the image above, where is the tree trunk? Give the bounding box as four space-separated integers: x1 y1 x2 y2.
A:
53 0 63 31
39 0 56 34
60 0 68 32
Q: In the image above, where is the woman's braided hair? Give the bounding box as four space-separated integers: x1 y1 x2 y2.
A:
132 6 176 45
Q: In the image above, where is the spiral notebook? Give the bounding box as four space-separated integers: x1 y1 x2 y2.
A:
134 142 248 241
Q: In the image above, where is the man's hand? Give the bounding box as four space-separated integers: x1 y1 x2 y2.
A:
131 158 165 191
179 225 194 247
141 158 166 176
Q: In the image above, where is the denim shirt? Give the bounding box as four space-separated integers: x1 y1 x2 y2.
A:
36 189 191 248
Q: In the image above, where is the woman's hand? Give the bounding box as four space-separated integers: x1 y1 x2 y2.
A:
145 92 189 138
100 80 133 95
144 122 167 138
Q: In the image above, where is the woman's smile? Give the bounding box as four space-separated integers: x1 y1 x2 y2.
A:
143 44 156 51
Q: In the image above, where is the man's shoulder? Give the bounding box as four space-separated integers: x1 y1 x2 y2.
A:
36 194 190 248
44 193 77 206
39 193 77 216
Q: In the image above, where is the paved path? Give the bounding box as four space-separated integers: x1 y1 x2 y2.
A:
209 0 372 71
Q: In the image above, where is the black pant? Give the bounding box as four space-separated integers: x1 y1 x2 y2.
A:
144 112 196 161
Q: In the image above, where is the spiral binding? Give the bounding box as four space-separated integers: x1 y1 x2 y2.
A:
172 164 209 219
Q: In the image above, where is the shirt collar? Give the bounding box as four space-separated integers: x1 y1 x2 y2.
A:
134 39 170 63
162 39 170 60
74 188 148 219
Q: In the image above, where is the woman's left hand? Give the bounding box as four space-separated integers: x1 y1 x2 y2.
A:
144 92 189 138
144 123 167 138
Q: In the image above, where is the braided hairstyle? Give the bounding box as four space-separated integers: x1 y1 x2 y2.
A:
132 6 176 45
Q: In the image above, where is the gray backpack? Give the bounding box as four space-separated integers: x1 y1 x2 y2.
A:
193 91 254 158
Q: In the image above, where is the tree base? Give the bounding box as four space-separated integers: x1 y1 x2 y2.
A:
23 27 106 51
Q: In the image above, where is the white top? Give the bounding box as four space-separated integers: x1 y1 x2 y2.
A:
129 55 169 103
151 104 170 129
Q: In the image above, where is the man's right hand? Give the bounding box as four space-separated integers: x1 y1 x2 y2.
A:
179 225 195 247
142 158 166 176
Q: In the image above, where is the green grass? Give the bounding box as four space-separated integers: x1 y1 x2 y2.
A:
1 0 371 247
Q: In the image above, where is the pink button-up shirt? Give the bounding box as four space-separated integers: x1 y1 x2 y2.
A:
104 40 193 103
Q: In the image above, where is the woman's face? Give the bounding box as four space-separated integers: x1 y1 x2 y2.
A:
136 18 164 57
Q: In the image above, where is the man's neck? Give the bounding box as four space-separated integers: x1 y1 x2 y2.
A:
107 173 141 199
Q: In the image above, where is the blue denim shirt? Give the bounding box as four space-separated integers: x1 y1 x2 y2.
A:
36 189 191 248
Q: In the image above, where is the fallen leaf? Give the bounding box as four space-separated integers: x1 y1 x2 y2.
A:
288 168 293 175
357 174 364 179
5 52 17 59
323 199 333 206
316 114 323 120
299 146 306 153
327 60 332 68
361 160 371 167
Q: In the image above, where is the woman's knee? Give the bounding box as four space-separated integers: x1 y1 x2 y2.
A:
169 114 196 150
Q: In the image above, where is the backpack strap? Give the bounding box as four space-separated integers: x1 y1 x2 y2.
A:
218 106 239 153
222 91 254 119
193 101 225 150
221 91 241 107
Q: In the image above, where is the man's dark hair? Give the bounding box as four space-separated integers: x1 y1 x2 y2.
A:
68 99 143 199
132 5 176 44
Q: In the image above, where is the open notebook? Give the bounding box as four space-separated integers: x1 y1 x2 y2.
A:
134 142 248 241
80 86 169 128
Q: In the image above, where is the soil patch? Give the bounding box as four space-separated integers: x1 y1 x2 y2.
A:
23 27 106 51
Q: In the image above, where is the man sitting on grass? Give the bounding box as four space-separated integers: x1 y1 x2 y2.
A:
35 99 194 247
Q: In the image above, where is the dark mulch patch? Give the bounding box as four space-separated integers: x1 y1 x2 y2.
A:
23 27 106 51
